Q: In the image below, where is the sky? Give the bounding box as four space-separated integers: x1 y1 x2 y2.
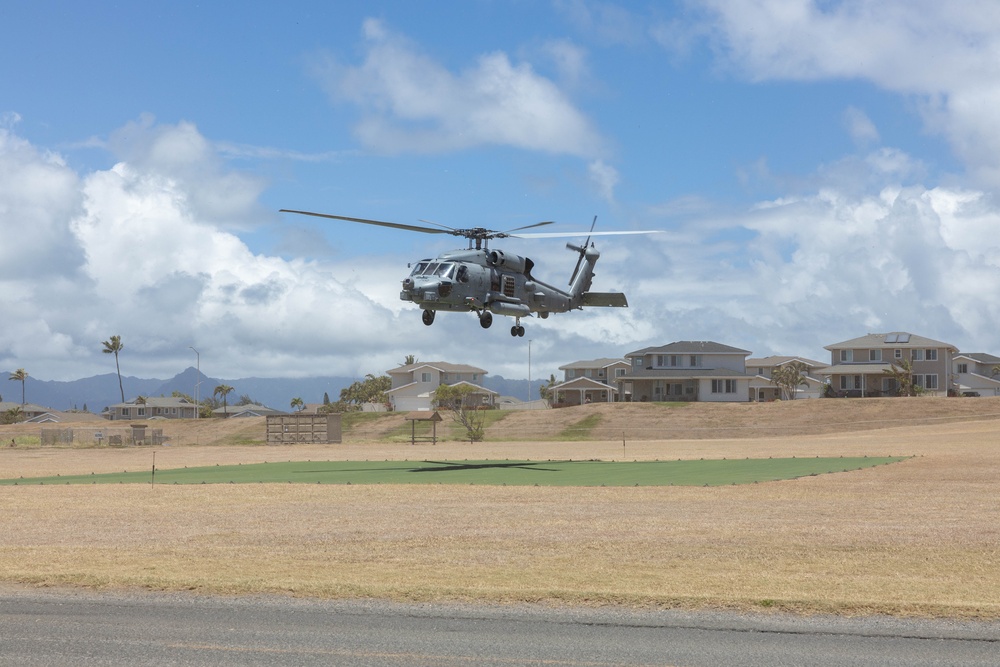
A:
3 0 1000 387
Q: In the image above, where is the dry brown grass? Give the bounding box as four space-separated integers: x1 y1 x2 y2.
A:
1 397 999 618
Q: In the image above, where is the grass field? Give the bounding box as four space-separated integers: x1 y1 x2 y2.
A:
1 397 999 618
0 457 906 486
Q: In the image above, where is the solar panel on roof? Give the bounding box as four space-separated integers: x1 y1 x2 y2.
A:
885 333 898 343
898 333 910 343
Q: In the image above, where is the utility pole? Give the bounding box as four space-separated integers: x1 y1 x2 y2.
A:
189 346 200 419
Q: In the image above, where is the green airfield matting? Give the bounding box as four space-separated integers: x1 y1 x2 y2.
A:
0 457 909 487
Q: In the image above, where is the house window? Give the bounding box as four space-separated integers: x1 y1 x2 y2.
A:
926 349 938 361
840 350 853 362
913 375 923 388
924 374 939 390
121 407 130 418
711 379 736 393
615 368 626 378
137 407 146 417
633 357 642 368
421 372 432 382
472 374 478 382
869 349 882 361
957 363 968 374
912 349 924 361
894 349 902 359
854 375 862 390
690 355 701 367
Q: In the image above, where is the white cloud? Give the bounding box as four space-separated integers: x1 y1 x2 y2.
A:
843 106 879 146
697 0 1000 188
312 19 605 158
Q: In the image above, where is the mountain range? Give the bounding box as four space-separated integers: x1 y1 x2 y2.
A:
2 367 536 413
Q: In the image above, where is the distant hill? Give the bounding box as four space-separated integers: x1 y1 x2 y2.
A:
4 368 534 413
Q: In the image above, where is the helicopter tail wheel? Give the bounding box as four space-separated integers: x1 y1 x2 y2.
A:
422 310 436 326
479 311 493 329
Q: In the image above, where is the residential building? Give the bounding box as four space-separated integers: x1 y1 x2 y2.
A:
953 353 1000 397
746 355 828 401
386 362 496 411
818 332 957 397
550 358 630 406
105 396 199 420
616 341 753 402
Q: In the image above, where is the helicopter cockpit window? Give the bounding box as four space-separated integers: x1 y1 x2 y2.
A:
456 265 468 282
410 261 431 276
421 263 440 276
434 263 456 279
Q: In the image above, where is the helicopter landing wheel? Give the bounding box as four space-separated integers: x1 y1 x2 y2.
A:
422 310 436 326
479 311 493 329
510 325 525 337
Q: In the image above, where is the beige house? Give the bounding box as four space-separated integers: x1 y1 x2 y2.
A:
953 352 1000 397
386 362 496 412
817 332 957 397
550 358 630 406
616 341 753 402
105 396 199 420
746 355 827 401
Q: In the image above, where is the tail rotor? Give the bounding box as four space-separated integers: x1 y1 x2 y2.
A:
568 215 597 285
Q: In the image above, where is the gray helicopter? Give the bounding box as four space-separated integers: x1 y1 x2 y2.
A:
280 209 651 337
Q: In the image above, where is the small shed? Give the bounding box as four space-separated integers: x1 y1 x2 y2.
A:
405 411 443 445
266 414 342 444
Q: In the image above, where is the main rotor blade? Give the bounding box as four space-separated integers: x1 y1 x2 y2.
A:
503 220 555 234
280 210 451 235
511 230 660 239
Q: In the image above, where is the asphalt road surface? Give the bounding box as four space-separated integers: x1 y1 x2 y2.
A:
1 588 998 666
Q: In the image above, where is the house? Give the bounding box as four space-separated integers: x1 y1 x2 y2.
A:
616 341 754 402
386 362 496 411
105 396 199 420
952 353 1000 397
746 355 828 401
212 404 286 418
550 358 630 406
0 401 100 423
817 332 957 397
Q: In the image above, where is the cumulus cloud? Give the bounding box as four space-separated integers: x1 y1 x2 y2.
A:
311 19 606 159
696 0 1000 188
0 120 422 380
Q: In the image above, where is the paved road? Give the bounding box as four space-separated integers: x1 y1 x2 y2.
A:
1 588 998 666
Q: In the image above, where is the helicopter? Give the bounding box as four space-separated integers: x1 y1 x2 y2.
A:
279 209 653 337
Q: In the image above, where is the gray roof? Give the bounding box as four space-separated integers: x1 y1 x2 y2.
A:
824 332 956 351
388 361 487 375
745 355 825 368
625 341 751 357
558 358 628 370
109 396 195 409
955 352 1000 364
814 363 892 375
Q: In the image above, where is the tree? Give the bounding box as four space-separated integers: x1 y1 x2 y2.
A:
992 365 1000 377
102 335 125 403
403 354 418 366
322 392 330 406
883 358 918 397
338 374 391 411
213 384 235 416
8 368 27 410
434 383 487 443
290 397 305 412
770 362 808 400
1 406 23 425
538 374 557 402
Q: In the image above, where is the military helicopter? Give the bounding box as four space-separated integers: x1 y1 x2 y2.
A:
280 209 652 337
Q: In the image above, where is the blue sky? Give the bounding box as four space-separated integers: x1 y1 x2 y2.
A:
2 0 999 387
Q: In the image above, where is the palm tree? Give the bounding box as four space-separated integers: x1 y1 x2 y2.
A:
770 361 808 400
8 369 27 410
403 354 417 366
992 365 1000 378
290 397 305 412
102 335 125 403
883 358 917 396
214 384 234 416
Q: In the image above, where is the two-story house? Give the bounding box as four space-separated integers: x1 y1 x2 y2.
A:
952 352 1000 397
550 358 630 406
616 341 753 402
818 332 957 397
746 355 827 401
386 361 496 411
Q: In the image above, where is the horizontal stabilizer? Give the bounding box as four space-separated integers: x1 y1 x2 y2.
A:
582 292 628 307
